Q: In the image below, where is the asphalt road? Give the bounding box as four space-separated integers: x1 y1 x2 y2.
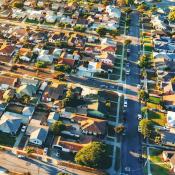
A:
121 12 143 175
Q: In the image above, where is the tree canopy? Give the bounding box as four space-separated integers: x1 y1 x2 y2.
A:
138 90 149 102
96 26 107 36
139 119 153 138
50 121 66 135
75 142 108 168
168 8 175 22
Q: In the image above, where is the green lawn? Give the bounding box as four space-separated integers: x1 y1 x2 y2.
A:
149 149 171 175
0 132 16 147
148 110 166 126
26 18 39 24
149 96 161 104
144 45 153 52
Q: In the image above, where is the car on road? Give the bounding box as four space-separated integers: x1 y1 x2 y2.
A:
137 114 142 120
21 125 27 132
137 84 141 89
138 125 142 132
0 166 9 174
56 152 60 157
44 147 48 155
126 68 130 75
126 62 130 68
17 155 26 159
124 99 127 108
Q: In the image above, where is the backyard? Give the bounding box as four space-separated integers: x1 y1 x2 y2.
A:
0 132 16 147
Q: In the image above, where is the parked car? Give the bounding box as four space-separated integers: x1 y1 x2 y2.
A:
126 68 130 75
137 84 141 89
21 125 27 132
138 125 141 132
17 155 26 159
137 114 142 120
124 99 128 108
44 147 48 155
126 63 130 68
0 166 9 174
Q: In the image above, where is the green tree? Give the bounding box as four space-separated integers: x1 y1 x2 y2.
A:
50 121 66 135
58 173 70 175
75 142 108 168
138 90 149 102
139 119 153 139
139 55 151 68
168 8 175 22
21 95 31 104
114 125 125 134
155 136 161 144
171 77 175 83
125 0 134 6
73 25 86 32
124 39 132 45
13 2 23 8
55 64 71 73
96 26 107 36
35 61 46 68
117 0 126 6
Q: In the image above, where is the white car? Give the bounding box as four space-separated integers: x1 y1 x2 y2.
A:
138 126 142 132
124 100 127 108
126 68 130 75
137 114 142 120
44 147 48 155
56 152 60 157
21 125 27 132
137 84 141 89
18 155 25 159
126 63 130 68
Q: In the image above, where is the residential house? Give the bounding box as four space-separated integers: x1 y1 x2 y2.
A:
3 89 15 102
163 151 175 173
59 51 80 68
0 75 17 90
163 94 175 111
167 111 175 127
47 112 60 126
98 90 118 115
151 15 167 31
26 119 49 146
42 83 67 101
2 111 30 125
0 114 22 135
0 44 15 57
164 82 175 95
78 61 103 77
106 5 121 20
22 106 35 118
70 114 107 135
161 130 175 146
37 49 54 63
16 84 37 98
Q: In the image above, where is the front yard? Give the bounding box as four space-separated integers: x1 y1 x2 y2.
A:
0 132 16 147
149 149 171 175
148 110 166 126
